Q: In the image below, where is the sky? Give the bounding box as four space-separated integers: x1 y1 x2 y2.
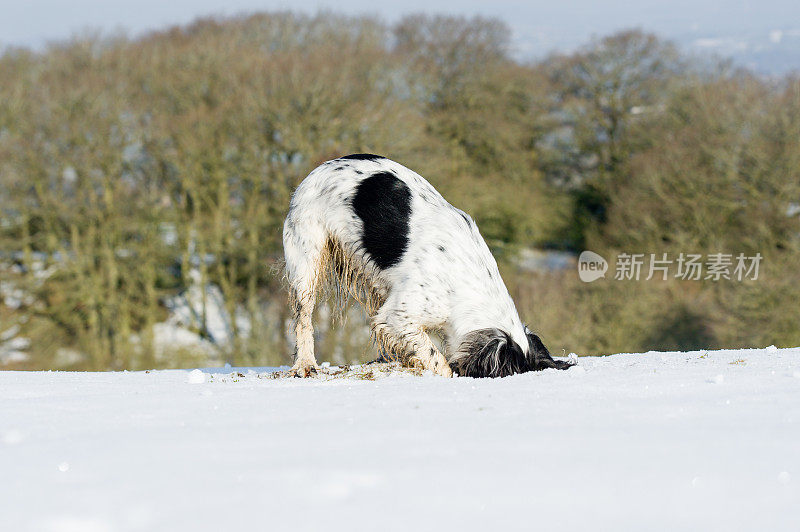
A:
1 1 799 72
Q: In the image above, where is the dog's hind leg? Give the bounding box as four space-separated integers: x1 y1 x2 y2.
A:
283 213 326 378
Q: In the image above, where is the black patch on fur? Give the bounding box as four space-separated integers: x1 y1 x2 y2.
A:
352 171 411 269
339 153 385 161
451 329 574 378
334 165 346 171
438 245 446 252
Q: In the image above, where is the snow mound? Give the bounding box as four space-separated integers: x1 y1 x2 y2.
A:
186 369 206 384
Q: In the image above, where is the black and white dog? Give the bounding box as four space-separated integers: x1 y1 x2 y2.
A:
283 154 574 377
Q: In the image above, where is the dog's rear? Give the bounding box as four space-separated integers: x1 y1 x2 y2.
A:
282 160 364 376
282 155 448 376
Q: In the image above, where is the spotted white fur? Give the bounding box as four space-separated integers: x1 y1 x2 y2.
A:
283 154 571 377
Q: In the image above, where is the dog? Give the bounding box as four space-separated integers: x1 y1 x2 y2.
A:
283 154 574 377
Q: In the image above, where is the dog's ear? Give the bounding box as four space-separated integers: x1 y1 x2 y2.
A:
451 329 527 378
526 330 551 359
525 327 574 370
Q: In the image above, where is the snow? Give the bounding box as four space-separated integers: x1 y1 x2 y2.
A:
0 323 30 364
151 269 254 359
2 347 799 531
1 279 34 309
149 322 217 357
164 280 238 347
185 369 206 384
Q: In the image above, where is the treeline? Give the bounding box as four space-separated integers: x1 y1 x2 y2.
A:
0 12 798 370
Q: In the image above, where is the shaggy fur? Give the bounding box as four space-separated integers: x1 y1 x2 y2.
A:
283 154 574 377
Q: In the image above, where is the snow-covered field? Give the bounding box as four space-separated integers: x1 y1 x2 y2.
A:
2 347 799 531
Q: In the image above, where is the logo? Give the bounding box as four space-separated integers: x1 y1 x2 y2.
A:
576 251 761 282
578 251 608 282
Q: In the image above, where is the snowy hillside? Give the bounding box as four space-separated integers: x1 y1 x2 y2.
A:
2 347 799 531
